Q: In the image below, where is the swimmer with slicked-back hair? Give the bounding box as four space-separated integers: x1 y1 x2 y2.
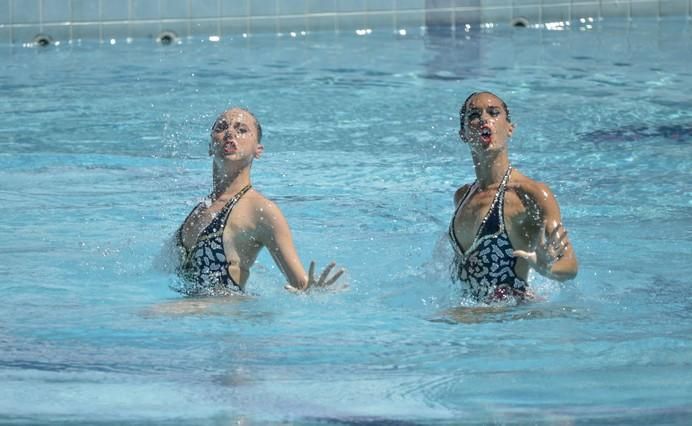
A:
448 92 578 303
171 107 344 296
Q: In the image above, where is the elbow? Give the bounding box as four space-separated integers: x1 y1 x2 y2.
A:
555 259 578 282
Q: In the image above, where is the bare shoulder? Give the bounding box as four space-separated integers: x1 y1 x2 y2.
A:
241 189 289 231
507 169 563 229
509 170 557 208
453 183 473 206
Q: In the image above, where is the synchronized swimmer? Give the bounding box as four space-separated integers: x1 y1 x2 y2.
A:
169 95 577 304
449 92 578 302
173 107 344 296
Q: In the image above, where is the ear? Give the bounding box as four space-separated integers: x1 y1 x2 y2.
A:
254 144 264 159
508 123 516 138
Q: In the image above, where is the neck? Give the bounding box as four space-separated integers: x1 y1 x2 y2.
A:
212 160 251 200
471 151 510 190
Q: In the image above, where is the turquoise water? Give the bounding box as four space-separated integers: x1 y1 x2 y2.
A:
1 18 691 424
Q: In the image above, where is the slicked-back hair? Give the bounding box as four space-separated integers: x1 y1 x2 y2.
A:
459 91 511 134
211 108 263 143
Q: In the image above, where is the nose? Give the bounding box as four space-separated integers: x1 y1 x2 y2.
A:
479 110 491 123
223 128 236 139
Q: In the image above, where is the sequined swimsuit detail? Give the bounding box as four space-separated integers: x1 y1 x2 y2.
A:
448 166 528 301
175 185 252 296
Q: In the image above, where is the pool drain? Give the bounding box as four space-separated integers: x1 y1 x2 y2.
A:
33 34 53 47
511 17 529 28
156 30 178 45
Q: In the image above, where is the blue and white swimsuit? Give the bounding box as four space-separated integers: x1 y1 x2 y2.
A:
448 166 528 301
175 184 252 296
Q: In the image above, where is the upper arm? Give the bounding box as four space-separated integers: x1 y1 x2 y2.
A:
531 182 562 227
257 200 308 288
526 182 578 278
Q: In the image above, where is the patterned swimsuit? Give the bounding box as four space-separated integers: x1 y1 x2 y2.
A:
175 185 252 296
448 166 528 301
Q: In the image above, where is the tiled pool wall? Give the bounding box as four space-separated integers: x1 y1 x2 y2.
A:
1 0 690 44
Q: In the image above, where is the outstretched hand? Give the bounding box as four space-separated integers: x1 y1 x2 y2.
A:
285 261 346 293
513 222 569 276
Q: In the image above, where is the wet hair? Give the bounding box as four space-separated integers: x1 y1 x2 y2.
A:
251 111 263 143
459 91 511 133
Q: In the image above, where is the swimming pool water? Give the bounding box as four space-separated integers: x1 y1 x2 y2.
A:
1 18 691 424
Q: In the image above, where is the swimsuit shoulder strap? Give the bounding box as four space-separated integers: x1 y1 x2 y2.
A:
491 165 513 232
217 183 253 227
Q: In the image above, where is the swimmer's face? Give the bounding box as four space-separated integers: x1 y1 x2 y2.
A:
460 92 514 152
209 108 263 162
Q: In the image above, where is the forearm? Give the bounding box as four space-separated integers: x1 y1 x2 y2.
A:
539 256 578 282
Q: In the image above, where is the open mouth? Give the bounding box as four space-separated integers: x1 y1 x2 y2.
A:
480 127 492 144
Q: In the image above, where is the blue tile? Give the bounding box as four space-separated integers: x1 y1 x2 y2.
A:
481 0 510 10
661 0 689 16
454 7 480 24
481 4 511 23
278 0 308 15
12 0 40 24
12 26 44 44
277 15 307 32
191 0 219 18
158 21 189 38
100 0 129 21
190 19 220 36
366 11 395 29
396 8 425 27
249 16 277 32
41 0 71 23
307 0 335 14
307 13 336 31
338 0 366 12
0 0 9 24
71 0 100 22
542 4 570 22
0 26 9 44
250 0 277 16
128 21 158 38
426 9 452 26
71 22 101 40
395 0 424 10
571 2 599 20
278 0 306 15
221 0 248 17
631 0 659 17
512 4 539 22
601 0 629 17
426 0 451 11
100 21 130 40
132 0 160 20
221 17 249 35
40 23 71 41
162 0 189 19
367 0 395 12
453 0 479 6
337 12 367 30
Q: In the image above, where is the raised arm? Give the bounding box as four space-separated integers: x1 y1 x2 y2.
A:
257 199 343 291
514 182 578 281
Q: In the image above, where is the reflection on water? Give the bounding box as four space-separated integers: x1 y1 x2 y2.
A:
433 303 591 324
